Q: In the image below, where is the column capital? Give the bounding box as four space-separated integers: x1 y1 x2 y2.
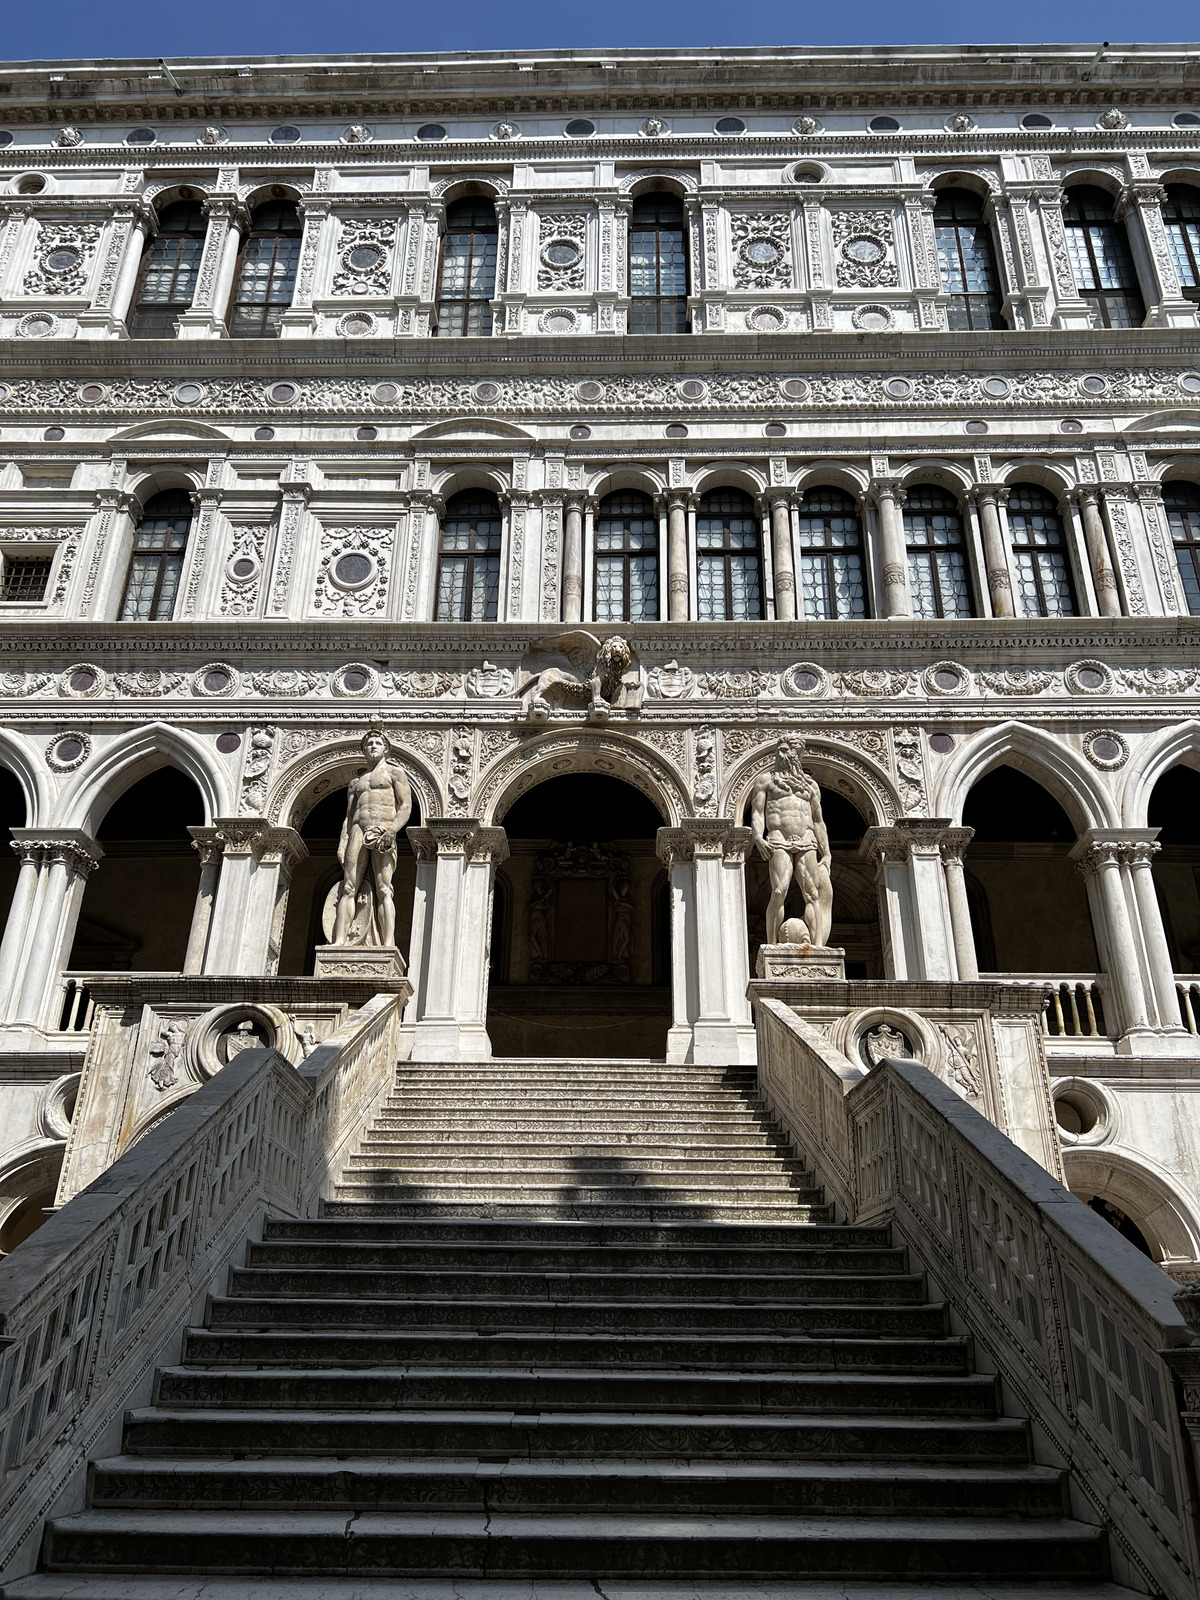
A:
969 483 1009 508
867 476 905 506
9 828 103 876
1069 826 1161 877
407 818 508 864
210 817 305 866
187 824 224 866
658 819 752 866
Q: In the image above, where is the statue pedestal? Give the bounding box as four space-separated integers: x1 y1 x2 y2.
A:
755 943 846 981
313 944 407 980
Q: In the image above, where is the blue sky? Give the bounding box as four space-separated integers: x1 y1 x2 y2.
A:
1 1 1197 63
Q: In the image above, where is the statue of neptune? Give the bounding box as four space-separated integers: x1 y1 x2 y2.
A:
331 727 413 948
749 738 834 948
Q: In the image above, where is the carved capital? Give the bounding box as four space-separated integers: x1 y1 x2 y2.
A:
187 825 224 866
1069 827 1161 879
10 828 103 878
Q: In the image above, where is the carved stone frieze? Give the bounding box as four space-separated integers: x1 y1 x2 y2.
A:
831 209 899 289
537 212 587 291
730 211 794 289
331 218 397 297
312 526 393 617
23 222 100 296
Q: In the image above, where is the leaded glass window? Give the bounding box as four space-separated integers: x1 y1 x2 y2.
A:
1008 484 1078 617
594 491 658 621
120 490 192 621
629 192 688 334
933 188 1004 330
1164 185 1200 304
129 200 206 338
1062 186 1146 329
229 199 302 338
436 490 502 621
795 487 867 619
1165 481 1200 615
436 197 498 337
1 555 52 602
903 486 975 618
697 489 762 620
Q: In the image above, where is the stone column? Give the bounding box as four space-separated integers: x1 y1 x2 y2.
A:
1074 487 1121 617
766 491 797 621
107 208 154 334
202 819 306 975
666 491 691 621
1070 830 1161 1051
1034 189 1095 330
562 495 584 623
183 826 223 975
77 202 153 338
2 831 102 1034
177 197 247 338
281 197 331 336
869 479 911 619
407 820 508 1062
972 486 1016 618
859 821 959 981
656 820 757 1067
939 826 979 981
0 840 47 1021
1125 832 1190 1037
1118 182 1199 328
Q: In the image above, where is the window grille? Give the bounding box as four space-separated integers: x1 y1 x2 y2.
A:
903 485 975 618
1 554 52 602
1165 481 1200 615
128 201 207 338
228 199 302 338
629 192 688 334
1008 483 1078 617
696 489 762 620
1062 186 1146 328
933 188 1005 329
1163 185 1200 303
436 197 498 336
119 490 193 621
795 487 868 619
594 491 659 621
436 490 502 621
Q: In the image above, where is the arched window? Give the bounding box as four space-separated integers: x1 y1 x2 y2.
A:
436 490 502 621
228 198 302 337
1007 484 1078 617
594 491 658 621
436 197 498 337
696 489 762 620
128 200 206 338
795 487 867 619
1062 185 1145 328
1164 481 1200 614
1164 184 1200 304
933 188 1004 329
629 192 688 334
120 489 193 621
903 486 974 618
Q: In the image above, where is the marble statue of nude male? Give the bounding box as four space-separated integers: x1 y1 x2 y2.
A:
332 727 413 948
749 738 833 947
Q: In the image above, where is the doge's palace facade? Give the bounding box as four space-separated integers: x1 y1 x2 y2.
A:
1 44 1200 1275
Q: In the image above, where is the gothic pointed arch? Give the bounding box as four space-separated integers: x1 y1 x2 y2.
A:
58 722 233 834
932 721 1117 832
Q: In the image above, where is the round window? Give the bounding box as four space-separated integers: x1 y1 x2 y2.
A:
543 240 581 267
665 423 688 439
780 378 809 400
43 426 64 441
46 247 80 272
869 115 900 131
564 119 595 138
69 670 96 693
1175 112 1200 127
0 132 12 147
268 383 297 404
932 668 962 692
334 553 373 587
1060 418 1083 433
843 237 885 264
203 669 231 694
929 733 955 754
474 381 500 402
1077 667 1107 690
982 376 1011 398
54 737 84 763
216 732 241 754
570 424 591 440
1090 736 1122 761
576 381 603 401
791 670 820 693
742 237 782 266
416 123 446 141
374 382 399 403
79 383 105 402
270 125 301 143
764 422 787 437
1081 375 1107 395
339 315 373 336
231 558 256 579
176 383 203 404
965 419 989 435
342 668 370 692
679 379 706 399
542 311 575 333
127 127 156 145
1021 113 1053 129
254 426 275 441
715 117 746 134
357 425 378 441
17 175 46 194
348 244 384 271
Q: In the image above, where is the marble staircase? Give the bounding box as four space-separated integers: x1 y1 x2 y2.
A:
13 1057 1137 1595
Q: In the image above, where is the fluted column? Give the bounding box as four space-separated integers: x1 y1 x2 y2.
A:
183 827 223 975
972 486 1016 618
407 821 508 1061
939 827 979 981
177 197 247 338
767 491 796 621
1074 487 1121 617
0 841 47 1021
1070 830 1153 1048
2 831 103 1034
562 495 584 622
666 491 691 621
656 820 757 1066
869 479 911 618
202 819 307 975
1118 181 1199 328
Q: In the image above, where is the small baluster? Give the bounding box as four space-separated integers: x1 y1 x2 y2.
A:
1082 985 1100 1037
1051 989 1066 1036
1067 985 1083 1037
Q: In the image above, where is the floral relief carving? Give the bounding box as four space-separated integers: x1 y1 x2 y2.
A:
977 668 1059 695
892 727 927 813
312 526 393 617
699 669 774 698
110 670 187 696
836 670 916 698
537 212 587 290
240 727 276 815
831 210 898 289
385 670 465 697
23 222 101 296
247 669 324 696
730 211 794 289
219 524 269 618
331 218 397 296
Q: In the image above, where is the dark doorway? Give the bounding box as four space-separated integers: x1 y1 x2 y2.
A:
488 774 669 1059
1148 764 1200 973
0 766 26 945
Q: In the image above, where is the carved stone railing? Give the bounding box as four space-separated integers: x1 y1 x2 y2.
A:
980 972 1111 1040
1177 977 1200 1036
756 996 1200 1600
0 991 403 1582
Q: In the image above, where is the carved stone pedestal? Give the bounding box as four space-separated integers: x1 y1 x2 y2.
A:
755 943 846 981
313 945 407 980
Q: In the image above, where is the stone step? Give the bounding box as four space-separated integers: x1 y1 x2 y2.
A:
380 1095 776 1112
358 1130 796 1150
272 1217 888 1247
318 1200 835 1223
244 1240 907 1274
367 1115 778 1132
226 1267 926 1304
119 1408 1032 1463
180 1328 970 1374
328 1182 826 1207
339 1164 817 1190
86 1455 1066 1518
152 1368 998 1418
206 1295 947 1336
349 1150 810 1175
390 1069 760 1088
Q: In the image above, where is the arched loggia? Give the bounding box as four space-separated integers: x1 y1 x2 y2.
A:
1147 763 1200 976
